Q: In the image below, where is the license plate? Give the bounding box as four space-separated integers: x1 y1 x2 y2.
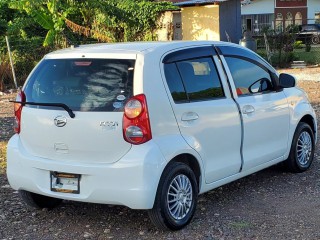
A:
50 172 80 194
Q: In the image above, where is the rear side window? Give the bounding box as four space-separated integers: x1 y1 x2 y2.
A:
24 59 135 112
176 58 224 101
164 57 224 103
164 63 188 103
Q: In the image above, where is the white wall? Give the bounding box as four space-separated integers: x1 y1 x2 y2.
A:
241 0 274 15
307 0 320 24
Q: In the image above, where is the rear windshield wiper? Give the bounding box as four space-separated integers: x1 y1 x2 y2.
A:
11 101 75 118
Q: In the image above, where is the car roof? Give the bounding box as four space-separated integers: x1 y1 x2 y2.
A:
45 41 239 58
301 24 320 28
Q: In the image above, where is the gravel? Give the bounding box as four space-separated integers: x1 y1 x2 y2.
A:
1 68 320 240
0 93 15 142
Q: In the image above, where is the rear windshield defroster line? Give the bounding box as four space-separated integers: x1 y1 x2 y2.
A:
10 101 75 118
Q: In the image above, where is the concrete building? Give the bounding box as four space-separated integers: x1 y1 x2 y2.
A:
157 0 242 43
241 0 320 34
241 0 274 33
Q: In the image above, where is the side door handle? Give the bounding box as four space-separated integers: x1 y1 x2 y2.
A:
242 105 255 114
181 112 199 121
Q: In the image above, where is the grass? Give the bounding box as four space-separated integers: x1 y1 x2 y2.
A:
0 141 7 173
294 48 320 65
257 46 320 67
229 221 251 229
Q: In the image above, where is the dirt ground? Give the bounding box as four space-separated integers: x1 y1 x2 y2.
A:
0 68 320 239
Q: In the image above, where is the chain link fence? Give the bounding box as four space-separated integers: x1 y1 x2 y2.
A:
0 36 50 91
0 36 99 92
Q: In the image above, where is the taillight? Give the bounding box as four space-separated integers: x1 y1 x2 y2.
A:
123 94 152 144
13 91 26 134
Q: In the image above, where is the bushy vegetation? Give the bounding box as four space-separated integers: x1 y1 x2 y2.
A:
256 25 319 67
6 0 176 46
293 40 303 49
0 0 177 89
257 46 320 67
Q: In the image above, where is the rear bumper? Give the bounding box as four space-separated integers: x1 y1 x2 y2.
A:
6 135 165 209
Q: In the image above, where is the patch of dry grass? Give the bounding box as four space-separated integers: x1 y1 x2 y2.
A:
298 81 320 106
0 141 7 172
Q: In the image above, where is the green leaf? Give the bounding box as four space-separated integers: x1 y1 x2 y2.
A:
9 0 29 10
32 11 54 30
47 0 57 15
43 29 55 46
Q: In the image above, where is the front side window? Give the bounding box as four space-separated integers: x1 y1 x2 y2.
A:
24 59 135 112
225 57 274 96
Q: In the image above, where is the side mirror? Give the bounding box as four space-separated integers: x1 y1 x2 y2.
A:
248 78 273 94
279 73 296 88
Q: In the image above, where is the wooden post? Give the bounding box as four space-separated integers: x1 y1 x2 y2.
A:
5 36 18 89
264 33 272 65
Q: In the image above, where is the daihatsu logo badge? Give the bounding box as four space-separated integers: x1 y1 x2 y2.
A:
54 116 67 127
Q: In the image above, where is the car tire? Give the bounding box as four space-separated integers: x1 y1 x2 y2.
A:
19 190 63 209
312 35 320 45
284 122 315 173
148 162 198 230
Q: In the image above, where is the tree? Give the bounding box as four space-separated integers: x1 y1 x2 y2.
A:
86 0 177 42
9 0 75 47
8 0 177 46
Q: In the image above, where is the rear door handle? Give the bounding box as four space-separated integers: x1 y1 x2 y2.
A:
181 112 199 121
242 105 255 114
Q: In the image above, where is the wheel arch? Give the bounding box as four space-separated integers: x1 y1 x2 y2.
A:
299 114 316 136
148 153 201 230
160 153 202 193
282 87 318 159
283 119 316 172
284 113 317 160
171 153 202 190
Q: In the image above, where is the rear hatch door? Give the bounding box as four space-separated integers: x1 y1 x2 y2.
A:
20 57 135 164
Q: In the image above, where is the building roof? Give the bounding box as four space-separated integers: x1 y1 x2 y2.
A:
174 0 229 7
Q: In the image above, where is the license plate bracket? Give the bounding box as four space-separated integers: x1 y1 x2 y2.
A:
50 172 80 194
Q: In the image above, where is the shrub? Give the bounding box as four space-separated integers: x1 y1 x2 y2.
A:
271 52 297 68
293 41 303 49
306 44 311 52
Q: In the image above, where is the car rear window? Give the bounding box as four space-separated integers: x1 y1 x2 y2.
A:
24 59 135 112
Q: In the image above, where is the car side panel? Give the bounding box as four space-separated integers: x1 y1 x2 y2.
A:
158 49 242 184
218 52 291 171
235 92 290 170
138 53 206 192
282 87 318 159
137 53 185 140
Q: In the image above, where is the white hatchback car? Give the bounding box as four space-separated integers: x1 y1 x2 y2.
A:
7 41 317 230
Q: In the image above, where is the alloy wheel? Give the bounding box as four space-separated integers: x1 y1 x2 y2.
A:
167 174 193 220
296 131 312 166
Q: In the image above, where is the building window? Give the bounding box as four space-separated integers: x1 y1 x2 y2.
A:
316 12 320 24
276 13 283 32
295 12 302 26
285 12 293 29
